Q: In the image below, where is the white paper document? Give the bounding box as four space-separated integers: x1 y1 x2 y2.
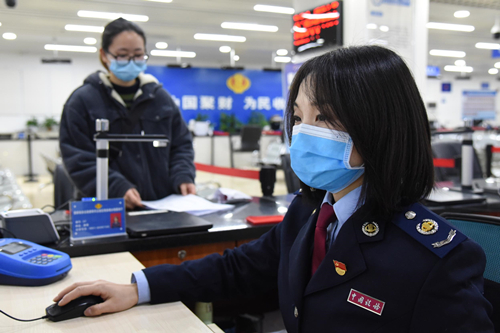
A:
142 194 234 216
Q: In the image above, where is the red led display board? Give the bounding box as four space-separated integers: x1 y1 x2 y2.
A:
292 1 343 54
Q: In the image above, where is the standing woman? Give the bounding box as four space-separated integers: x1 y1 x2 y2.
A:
59 18 196 209
55 46 494 332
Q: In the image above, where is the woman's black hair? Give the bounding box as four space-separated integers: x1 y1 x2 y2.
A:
286 45 434 216
100 18 146 69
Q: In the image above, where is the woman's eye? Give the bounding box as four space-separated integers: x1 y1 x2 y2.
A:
317 114 326 122
293 116 302 124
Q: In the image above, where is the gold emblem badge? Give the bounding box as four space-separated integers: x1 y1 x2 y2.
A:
362 222 379 237
405 211 416 220
416 219 438 235
95 203 103 209
334 260 347 276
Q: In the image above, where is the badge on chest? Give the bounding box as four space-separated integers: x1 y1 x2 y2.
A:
347 289 385 316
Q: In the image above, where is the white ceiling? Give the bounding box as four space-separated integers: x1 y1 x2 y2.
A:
0 0 499 74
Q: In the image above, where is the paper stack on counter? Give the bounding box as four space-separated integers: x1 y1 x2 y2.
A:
142 194 234 216
214 188 252 204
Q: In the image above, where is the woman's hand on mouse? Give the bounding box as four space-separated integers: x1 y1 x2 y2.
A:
53 280 139 316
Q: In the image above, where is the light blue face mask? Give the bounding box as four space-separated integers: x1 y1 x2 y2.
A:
109 59 147 82
289 123 365 193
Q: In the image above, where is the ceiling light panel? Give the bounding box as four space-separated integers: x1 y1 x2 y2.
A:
2 33 16 40
44 44 97 53
475 42 500 50
221 22 278 32
253 4 294 15
426 22 475 32
454 10 470 18
77 10 149 22
65 24 104 33
276 49 288 56
155 42 168 49
488 68 498 75
444 65 473 72
429 49 466 57
194 34 246 42
84 37 97 45
150 50 196 58
219 46 231 53
274 56 291 63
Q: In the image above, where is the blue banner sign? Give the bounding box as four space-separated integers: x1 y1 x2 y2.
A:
70 198 126 241
492 50 500 58
146 67 284 130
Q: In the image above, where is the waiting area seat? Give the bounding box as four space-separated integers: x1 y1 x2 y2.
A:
229 125 262 169
441 212 500 332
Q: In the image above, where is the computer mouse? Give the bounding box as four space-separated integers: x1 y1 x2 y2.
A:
45 295 104 322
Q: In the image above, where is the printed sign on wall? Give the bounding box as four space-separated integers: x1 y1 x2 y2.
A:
462 90 497 120
145 67 284 130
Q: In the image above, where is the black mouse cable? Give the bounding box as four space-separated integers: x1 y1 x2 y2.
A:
0 309 48 322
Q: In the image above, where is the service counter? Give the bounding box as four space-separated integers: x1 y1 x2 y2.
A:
52 195 294 268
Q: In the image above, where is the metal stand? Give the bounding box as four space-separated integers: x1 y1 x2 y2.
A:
461 120 474 192
94 119 169 200
24 130 38 183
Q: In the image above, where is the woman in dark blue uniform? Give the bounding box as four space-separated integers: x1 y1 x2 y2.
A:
54 46 494 332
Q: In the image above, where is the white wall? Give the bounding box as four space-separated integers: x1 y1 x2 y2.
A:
0 53 100 133
424 75 500 128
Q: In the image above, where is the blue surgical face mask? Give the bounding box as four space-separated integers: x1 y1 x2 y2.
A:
109 59 147 82
289 123 364 193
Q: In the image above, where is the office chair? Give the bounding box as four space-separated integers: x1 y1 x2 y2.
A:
441 212 500 331
432 141 484 183
229 125 262 168
280 154 301 194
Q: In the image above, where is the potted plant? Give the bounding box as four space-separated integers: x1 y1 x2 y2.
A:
247 111 269 129
219 113 242 134
26 117 39 133
192 113 211 136
43 117 58 131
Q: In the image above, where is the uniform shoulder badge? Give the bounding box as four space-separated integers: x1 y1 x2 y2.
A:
392 203 467 258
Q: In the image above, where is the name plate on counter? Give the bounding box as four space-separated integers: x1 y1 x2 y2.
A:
70 198 126 241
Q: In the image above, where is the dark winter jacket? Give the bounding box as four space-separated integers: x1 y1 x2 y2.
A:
59 71 195 200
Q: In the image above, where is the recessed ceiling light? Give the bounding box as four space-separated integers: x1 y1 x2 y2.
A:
494 62 500 68
77 10 149 22
2 33 16 40
65 24 104 33
150 50 196 58
276 49 288 56
454 10 470 18
144 0 172 2
426 22 474 32
366 23 377 30
155 42 168 49
233 55 240 61
253 4 294 15
221 22 278 32
0 23 2 27
489 68 498 75
429 49 466 57
379 25 389 32
219 46 232 53
455 59 466 66
44 44 97 53
444 65 473 73
274 56 291 63
194 33 246 42
84 37 97 45
475 42 500 50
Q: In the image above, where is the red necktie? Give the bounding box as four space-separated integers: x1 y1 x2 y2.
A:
311 203 336 276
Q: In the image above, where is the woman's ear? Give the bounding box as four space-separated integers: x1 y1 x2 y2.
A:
99 48 109 70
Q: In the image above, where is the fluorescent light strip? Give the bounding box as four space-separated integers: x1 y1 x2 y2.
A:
84 37 97 45
301 13 339 19
274 56 291 63
150 50 196 58
254 4 294 15
221 22 278 32
475 42 500 50
444 65 473 73
276 49 288 56
2 33 16 40
454 10 470 18
65 24 104 33
44 44 97 53
489 68 498 75
77 10 149 22
219 46 231 53
426 22 474 32
194 33 246 42
429 49 465 57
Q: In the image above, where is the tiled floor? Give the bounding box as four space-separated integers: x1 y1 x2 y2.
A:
17 170 289 209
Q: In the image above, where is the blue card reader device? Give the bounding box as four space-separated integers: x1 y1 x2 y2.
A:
0 238 72 286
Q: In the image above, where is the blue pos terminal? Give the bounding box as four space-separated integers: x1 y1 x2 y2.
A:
0 238 72 286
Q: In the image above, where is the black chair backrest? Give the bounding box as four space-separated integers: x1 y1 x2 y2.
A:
239 126 262 151
432 141 483 183
280 154 301 194
441 212 500 331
